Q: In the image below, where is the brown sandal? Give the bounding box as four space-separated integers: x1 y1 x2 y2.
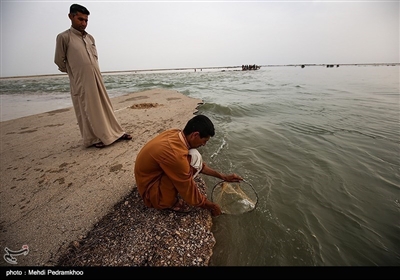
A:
170 198 193 213
93 142 105 148
119 133 132 141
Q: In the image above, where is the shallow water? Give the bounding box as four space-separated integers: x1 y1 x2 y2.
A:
1 65 399 266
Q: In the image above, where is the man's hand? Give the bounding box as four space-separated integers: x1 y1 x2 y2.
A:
223 173 243 182
200 164 243 183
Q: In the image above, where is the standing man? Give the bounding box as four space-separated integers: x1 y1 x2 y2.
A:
54 3 132 148
134 115 243 217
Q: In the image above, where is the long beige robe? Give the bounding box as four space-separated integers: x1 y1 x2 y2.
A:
54 27 125 147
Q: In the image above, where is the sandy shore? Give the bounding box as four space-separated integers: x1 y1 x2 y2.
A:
0 89 215 266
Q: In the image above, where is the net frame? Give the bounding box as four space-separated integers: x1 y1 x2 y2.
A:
211 180 258 215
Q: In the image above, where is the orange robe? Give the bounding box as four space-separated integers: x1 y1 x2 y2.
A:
134 129 206 209
54 27 125 147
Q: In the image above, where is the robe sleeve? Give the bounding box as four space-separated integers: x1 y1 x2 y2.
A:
54 31 68 73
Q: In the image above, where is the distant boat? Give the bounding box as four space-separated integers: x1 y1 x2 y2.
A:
242 64 261 71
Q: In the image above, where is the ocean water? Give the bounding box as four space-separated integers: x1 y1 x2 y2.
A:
1 65 399 266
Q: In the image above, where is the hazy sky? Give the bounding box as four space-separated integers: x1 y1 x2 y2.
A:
1 0 398 77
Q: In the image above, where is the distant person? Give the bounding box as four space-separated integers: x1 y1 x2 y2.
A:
54 3 132 148
134 115 243 216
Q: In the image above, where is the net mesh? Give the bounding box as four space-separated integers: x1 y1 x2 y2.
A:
211 180 258 215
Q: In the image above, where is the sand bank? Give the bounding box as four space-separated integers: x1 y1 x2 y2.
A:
0 89 215 266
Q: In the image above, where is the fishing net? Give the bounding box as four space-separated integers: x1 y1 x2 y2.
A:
211 180 258 215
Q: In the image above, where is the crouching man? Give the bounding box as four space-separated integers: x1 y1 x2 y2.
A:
134 115 242 216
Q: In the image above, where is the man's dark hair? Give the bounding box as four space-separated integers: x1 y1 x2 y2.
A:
70 4 90 15
183 115 215 138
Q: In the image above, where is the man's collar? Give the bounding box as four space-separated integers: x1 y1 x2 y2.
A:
178 131 190 149
70 26 87 36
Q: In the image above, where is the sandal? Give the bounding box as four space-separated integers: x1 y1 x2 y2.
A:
93 142 105 148
119 133 132 141
170 198 194 213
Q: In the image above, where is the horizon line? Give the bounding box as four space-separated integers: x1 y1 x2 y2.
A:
1 62 398 80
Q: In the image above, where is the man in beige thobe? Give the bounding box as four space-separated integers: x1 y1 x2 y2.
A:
54 4 131 148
